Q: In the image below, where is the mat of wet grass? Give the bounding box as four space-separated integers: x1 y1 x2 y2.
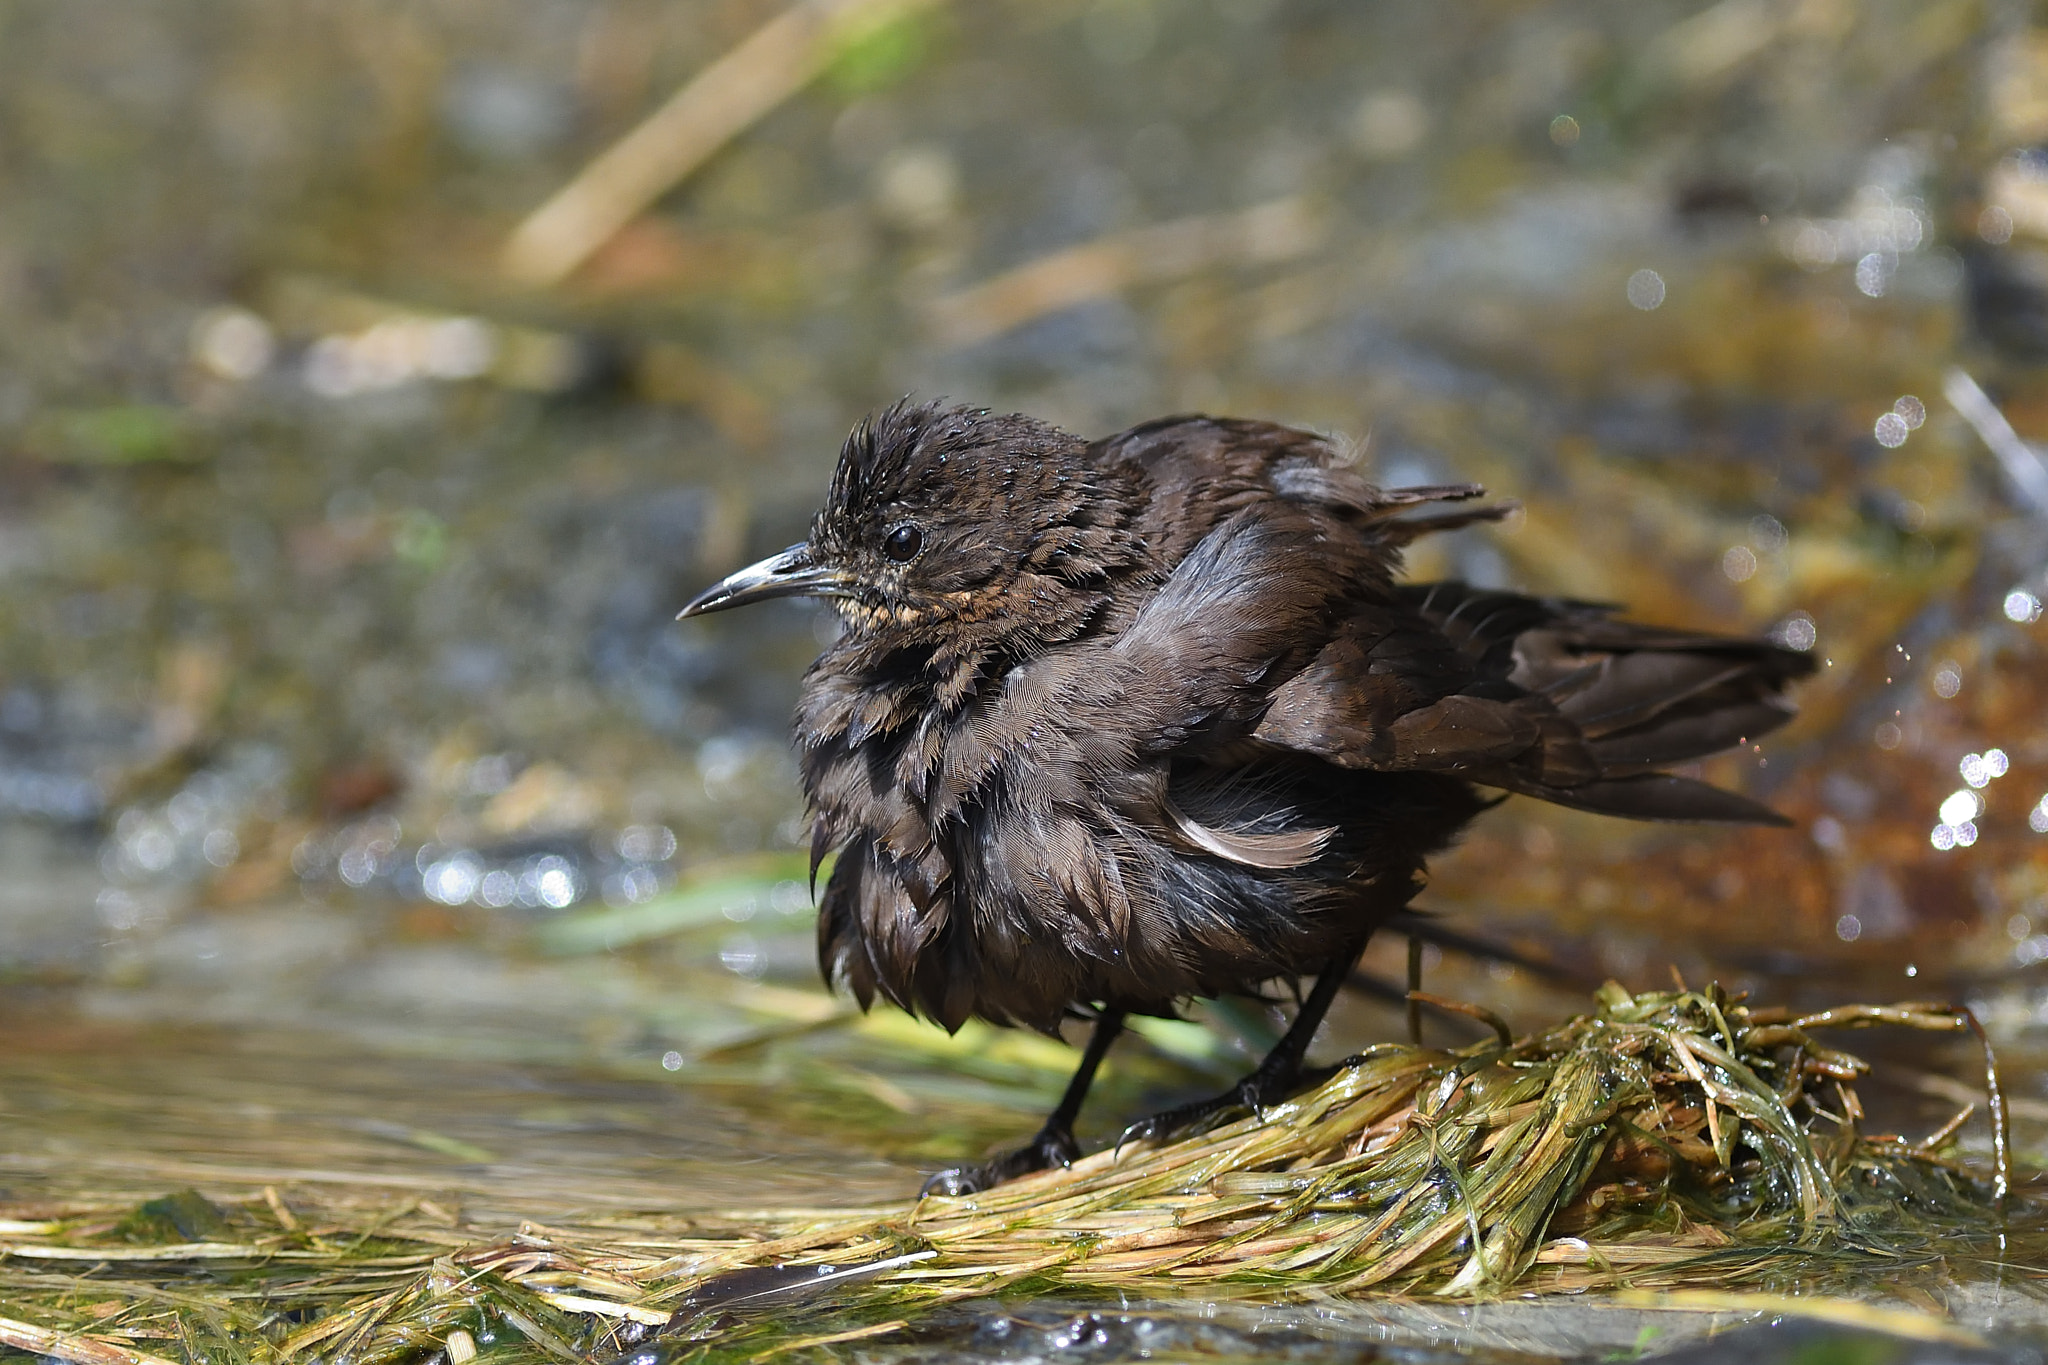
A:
0 985 2036 1365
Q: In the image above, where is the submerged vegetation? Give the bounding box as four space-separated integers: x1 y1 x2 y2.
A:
0 987 2020 1365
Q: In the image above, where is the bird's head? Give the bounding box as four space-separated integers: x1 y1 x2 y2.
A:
680 400 1140 647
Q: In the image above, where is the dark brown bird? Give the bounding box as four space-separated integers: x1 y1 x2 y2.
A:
680 400 1813 1195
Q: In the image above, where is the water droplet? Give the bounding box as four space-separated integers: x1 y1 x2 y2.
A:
719 935 766 979
201 828 240 868
1769 612 1816 651
425 854 483 906
1939 789 1981 826
1792 222 1838 269
337 846 379 886
1626 268 1666 310
616 824 678 863
535 860 578 909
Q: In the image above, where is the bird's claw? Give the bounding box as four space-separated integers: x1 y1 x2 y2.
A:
921 1126 1080 1197
1113 1053 1366 1157
1115 1078 1270 1156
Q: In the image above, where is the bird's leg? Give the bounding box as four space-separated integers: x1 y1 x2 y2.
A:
921 1009 1126 1197
1119 938 1366 1149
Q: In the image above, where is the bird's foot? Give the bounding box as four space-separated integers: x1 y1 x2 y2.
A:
921 1125 1081 1197
1116 1078 1265 1152
1116 1061 1346 1152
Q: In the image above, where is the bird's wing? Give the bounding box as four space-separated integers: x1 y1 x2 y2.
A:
1252 582 1816 824
929 501 1362 820
1096 414 1514 559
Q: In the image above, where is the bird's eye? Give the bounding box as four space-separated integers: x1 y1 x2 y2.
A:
883 523 923 562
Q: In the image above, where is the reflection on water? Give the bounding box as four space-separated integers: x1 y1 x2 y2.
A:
3 0 2048 1357
0 1010 911 1220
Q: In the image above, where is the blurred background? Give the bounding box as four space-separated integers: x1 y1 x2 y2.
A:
3 0 2048 1238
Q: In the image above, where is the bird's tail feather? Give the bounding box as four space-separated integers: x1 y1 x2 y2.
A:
1376 502 1520 544
1398 581 1815 826
1363 482 1518 544
1485 771 1793 825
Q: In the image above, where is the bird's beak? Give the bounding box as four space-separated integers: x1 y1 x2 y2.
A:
678 544 852 618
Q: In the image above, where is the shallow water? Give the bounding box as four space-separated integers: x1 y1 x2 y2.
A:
4 0 2048 1358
